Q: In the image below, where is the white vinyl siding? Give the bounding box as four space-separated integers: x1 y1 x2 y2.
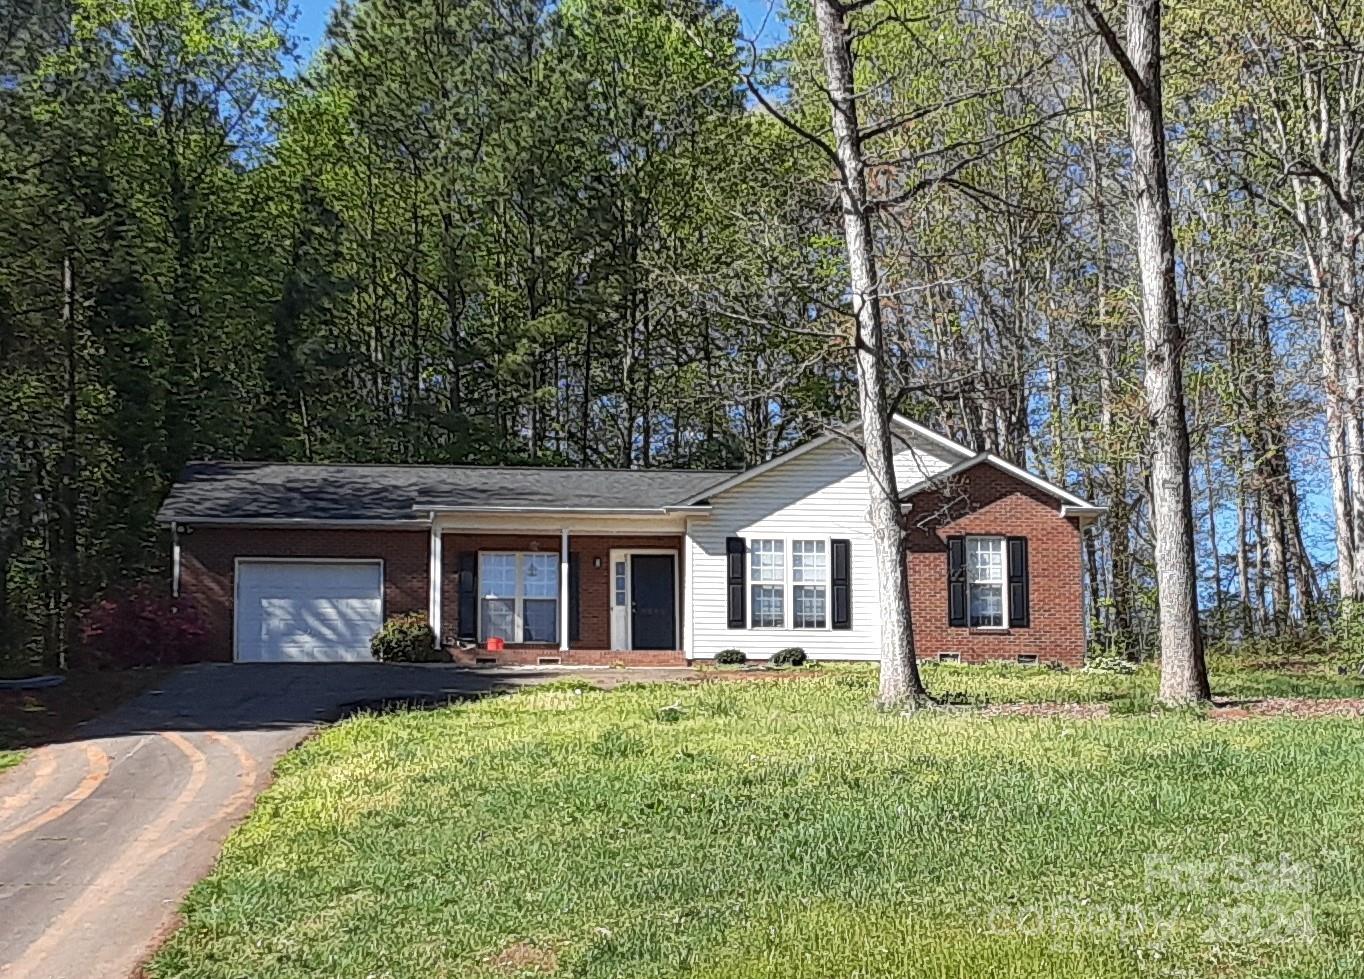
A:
687 431 957 661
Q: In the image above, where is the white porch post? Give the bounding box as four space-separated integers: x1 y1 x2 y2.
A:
428 520 443 648
559 528 570 651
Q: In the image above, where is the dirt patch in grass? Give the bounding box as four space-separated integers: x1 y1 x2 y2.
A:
0 668 165 750
976 697 1364 721
1210 697 1364 720
486 940 559 975
977 702 1111 720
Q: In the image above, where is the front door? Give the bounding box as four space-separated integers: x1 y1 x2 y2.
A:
630 554 676 650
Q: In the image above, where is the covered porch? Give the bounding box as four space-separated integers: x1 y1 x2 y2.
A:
426 513 689 667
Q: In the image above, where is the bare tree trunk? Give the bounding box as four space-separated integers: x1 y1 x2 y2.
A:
812 0 927 708
1235 441 1253 638
1086 0 1208 701
56 253 78 672
1202 442 1224 629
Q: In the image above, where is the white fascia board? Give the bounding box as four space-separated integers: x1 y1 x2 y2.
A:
677 416 976 506
899 452 1100 510
413 504 709 515
161 517 430 529
887 414 977 459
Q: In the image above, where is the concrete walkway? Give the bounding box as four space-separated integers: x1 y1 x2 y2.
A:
0 663 692 979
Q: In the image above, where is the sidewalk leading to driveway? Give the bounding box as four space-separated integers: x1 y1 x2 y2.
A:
0 663 693 979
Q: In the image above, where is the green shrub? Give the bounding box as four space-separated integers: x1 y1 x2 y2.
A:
770 647 807 668
370 613 442 663
715 648 747 666
1085 655 1138 675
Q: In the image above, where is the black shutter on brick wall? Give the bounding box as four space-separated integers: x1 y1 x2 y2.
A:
1007 536 1030 629
830 539 852 629
568 552 581 643
947 536 967 628
726 537 746 628
457 552 478 641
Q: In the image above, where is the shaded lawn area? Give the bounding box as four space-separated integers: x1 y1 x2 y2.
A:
152 663 1364 979
0 668 165 753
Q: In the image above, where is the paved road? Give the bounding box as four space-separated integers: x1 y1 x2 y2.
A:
0 663 693 979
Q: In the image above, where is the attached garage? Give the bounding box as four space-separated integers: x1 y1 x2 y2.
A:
234 560 384 662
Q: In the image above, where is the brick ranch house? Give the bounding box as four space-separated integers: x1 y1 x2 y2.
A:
156 417 1105 667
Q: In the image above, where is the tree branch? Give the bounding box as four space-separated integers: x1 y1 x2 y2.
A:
1080 0 1147 99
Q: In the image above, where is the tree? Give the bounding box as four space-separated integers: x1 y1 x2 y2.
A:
1082 0 1209 702
794 0 929 708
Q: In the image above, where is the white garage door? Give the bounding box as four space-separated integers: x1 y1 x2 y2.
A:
235 561 383 662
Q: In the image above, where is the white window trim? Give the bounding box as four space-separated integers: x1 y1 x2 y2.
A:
746 535 832 631
965 535 1009 631
477 551 560 644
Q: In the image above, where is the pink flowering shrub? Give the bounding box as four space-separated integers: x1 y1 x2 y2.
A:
80 583 207 668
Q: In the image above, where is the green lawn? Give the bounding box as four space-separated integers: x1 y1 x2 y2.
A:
151 663 1364 979
0 750 21 773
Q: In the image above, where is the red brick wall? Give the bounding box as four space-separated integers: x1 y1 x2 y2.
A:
178 527 429 661
440 534 682 655
904 464 1086 668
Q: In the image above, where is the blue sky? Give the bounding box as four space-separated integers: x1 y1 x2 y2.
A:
290 0 789 60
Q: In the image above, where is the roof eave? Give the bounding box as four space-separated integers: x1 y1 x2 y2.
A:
413 504 712 515
157 516 431 529
899 452 1101 510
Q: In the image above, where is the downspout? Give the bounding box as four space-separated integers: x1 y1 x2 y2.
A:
171 524 181 599
428 513 443 649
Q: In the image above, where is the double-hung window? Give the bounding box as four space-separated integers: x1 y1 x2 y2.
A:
479 552 559 643
966 536 1006 628
750 538 828 628
791 540 827 628
750 539 785 627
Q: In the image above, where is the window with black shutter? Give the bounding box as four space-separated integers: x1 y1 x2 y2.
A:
725 537 746 628
947 536 968 628
830 539 851 629
457 551 478 640
1007 536 1030 628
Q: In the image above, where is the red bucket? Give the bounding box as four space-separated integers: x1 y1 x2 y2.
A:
486 637 505 651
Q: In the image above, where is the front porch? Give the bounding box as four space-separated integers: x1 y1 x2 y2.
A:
432 528 687 667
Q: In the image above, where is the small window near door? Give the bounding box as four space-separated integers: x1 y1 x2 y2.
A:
614 561 627 607
966 537 1006 628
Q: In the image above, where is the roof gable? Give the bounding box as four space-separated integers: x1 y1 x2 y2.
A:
678 415 975 505
899 452 1102 512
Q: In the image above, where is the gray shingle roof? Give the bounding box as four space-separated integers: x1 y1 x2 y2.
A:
157 461 738 523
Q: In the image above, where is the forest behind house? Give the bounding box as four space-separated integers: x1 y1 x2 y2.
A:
2 0 1360 667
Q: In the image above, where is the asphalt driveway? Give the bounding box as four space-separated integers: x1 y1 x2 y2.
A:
0 663 692 979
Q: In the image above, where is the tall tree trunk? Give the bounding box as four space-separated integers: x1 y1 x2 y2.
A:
1086 0 1208 701
56 253 79 672
1202 442 1224 629
812 0 927 708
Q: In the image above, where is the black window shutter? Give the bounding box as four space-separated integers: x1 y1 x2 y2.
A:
725 537 746 628
457 551 478 641
568 552 581 643
1007 536 1030 628
947 536 968 628
831 539 852 629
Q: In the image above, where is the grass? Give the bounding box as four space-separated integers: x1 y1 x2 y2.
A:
0 750 21 773
150 660 1364 979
